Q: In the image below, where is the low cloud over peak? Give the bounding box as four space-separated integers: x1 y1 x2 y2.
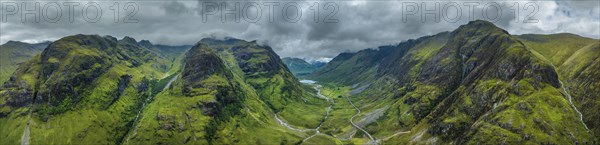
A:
1 0 598 60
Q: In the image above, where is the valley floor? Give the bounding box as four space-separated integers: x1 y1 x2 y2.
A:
274 80 411 145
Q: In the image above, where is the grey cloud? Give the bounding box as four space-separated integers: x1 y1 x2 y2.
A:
305 22 340 41
161 0 190 16
1 0 598 61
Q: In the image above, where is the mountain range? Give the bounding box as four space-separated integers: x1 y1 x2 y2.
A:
307 20 599 144
282 57 326 77
0 20 598 144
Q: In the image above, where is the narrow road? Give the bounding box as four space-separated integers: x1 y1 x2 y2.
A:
21 103 33 145
346 96 376 145
21 118 30 145
376 131 410 143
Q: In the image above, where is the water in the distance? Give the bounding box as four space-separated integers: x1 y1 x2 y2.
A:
300 80 316 84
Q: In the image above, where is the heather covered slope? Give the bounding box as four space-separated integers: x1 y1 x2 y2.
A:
0 41 50 84
310 20 595 144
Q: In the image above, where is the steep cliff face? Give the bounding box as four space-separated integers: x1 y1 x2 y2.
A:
311 20 595 144
516 33 597 66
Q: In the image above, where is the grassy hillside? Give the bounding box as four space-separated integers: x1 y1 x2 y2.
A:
0 41 49 84
308 45 396 85
517 34 600 141
516 33 596 66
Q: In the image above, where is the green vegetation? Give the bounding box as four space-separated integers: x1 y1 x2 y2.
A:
516 33 596 66
1 20 598 144
518 34 600 142
310 20 599 144
124 37 331 144
0 35 181 144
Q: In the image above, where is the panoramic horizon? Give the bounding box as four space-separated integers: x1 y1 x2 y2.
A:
1 0 599 145
1 0 599 61
3 22 597 63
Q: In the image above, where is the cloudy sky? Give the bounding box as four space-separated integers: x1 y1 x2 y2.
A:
1 0 598 61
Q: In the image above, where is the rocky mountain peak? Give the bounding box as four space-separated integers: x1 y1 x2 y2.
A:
119 36 138 44
454 20 509 36
138 40 153 48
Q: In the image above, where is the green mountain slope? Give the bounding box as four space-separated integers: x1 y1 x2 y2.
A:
125 37 330 144
308 45 397 85
282 57 325 77
0 41 50 84
0 35 332 144
517 34 600 142
516 33 597 66
0 35 177 144
557 41 600 142
310 20 595 144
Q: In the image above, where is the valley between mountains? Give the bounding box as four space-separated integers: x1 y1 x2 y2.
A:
1 20 599 144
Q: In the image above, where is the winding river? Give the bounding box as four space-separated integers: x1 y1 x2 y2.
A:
274 80 336 143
